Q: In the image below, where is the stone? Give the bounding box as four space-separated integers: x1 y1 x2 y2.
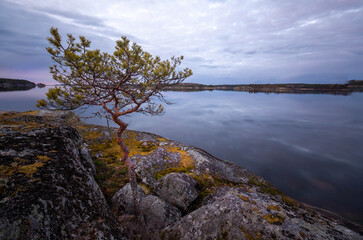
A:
0 112 124 239
154 173 198 210
131 147 182 189
140 195 182 230
162 187 363 240
110 183 146 215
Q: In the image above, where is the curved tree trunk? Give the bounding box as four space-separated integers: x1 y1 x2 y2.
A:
115 122 141 218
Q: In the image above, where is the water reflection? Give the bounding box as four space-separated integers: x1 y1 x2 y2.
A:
1 88 363 224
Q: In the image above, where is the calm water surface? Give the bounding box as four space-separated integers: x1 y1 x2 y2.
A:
1 87 363 224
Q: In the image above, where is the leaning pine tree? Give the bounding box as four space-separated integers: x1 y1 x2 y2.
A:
37 27 192 215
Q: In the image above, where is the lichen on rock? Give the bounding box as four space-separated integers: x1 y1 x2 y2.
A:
154 172 198 210
0 111 124 239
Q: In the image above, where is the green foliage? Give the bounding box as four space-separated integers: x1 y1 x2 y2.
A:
38 27 193 118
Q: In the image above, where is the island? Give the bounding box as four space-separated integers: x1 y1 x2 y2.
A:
0 78 36 91
163 80 363 95
0 110 362 239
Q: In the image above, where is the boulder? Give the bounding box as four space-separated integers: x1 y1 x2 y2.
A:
140 195 181 230
154 173 198 210
0 112 124 239
131 147 182 189
162 187 363 240
111 183 146 215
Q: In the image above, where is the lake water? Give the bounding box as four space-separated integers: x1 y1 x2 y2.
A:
1 87 363 224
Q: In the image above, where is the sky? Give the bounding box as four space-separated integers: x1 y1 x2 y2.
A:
0 0 362 84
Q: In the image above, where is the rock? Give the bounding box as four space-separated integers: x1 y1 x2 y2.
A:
2 111 362 240
111 183 146 215
154 173 198 210
0 112 124 239
187 148 255 184
162 187 363 240
140 195 182 230
131 147 182 189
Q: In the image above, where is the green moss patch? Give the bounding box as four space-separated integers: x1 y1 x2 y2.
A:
0 155 50 178
78 126 129 201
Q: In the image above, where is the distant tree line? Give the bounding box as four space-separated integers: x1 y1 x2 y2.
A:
348 80 363 85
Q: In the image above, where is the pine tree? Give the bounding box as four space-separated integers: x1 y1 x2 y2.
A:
37 27 192 216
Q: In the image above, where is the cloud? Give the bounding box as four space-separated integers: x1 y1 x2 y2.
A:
1 0 363 83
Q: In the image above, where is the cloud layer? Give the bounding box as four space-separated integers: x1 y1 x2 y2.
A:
1 0 363 84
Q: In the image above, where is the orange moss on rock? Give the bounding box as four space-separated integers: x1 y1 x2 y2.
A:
262 214 286 225
268 204 281 211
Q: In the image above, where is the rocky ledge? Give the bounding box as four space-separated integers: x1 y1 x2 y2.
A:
0 111 362 239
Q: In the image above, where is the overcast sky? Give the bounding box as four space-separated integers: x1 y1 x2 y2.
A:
1 0 362 84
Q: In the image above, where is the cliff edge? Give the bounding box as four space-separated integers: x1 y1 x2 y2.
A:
0 111 362 239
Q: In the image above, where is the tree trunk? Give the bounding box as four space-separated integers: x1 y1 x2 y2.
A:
115 124 141 218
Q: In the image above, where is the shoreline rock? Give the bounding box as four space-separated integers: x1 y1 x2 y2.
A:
1 110 362 239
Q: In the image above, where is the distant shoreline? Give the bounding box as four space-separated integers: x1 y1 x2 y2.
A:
0 78 46 91
163 80 363 95
0 78 36 92
2 78 363 95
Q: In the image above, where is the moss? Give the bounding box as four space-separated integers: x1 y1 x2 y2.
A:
84 139 128 201
164 145 194 168
0 165 17 177
119 168 128 175
78 124 237 204
1 160 46 178
90 139 122 163
254 231 264 240
239 195 250 203
262 214 286 225
187 173 242 213
139 182 152 195
94 159 105 167
82 129 103 141
156 137 168 142
268 204 281 211
281 195 300 207
37 155 51 162
19 110 39 116
248 177 282 196
124 131 159 157
96 167 129 201
155 165 194 180
299 231 306 239
78 126 129 202
79 126 164 201
18 162 45 177
240 227 254 240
